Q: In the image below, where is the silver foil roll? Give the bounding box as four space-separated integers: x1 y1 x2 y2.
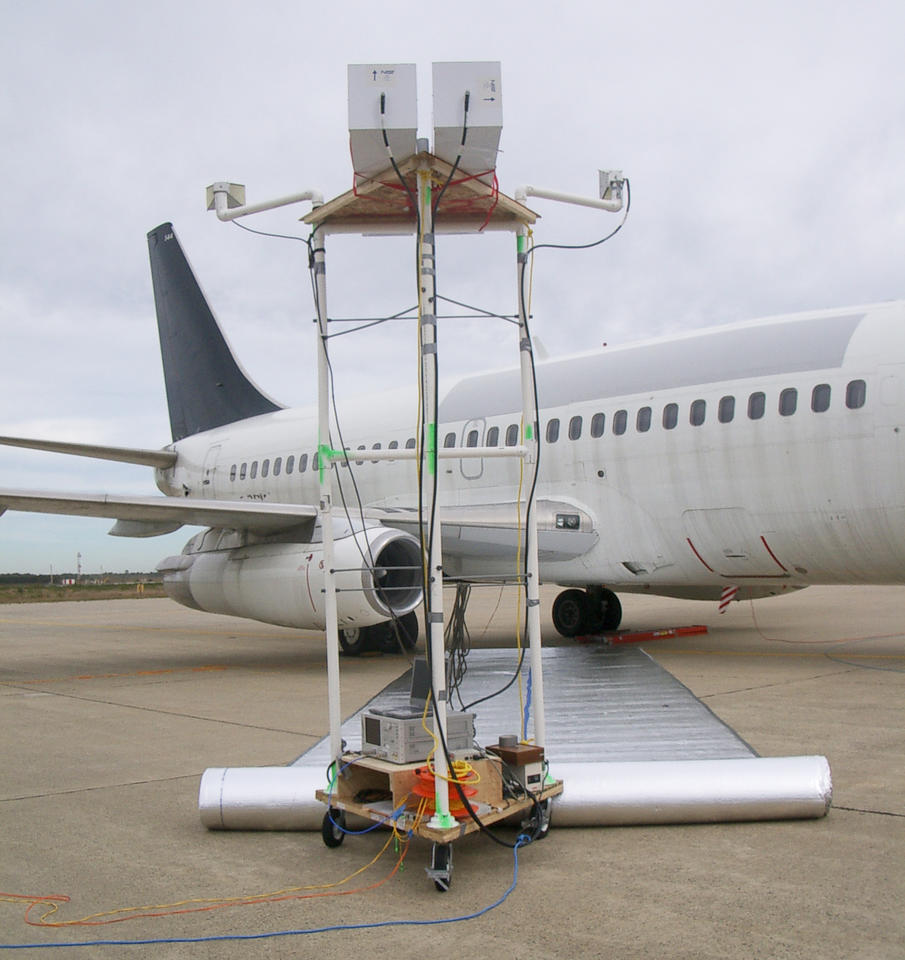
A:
549 756 832 826
199 755 831 830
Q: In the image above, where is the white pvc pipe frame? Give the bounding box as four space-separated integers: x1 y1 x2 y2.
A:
207 174 625 819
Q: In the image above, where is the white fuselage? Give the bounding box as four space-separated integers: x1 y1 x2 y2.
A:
157 300 905 601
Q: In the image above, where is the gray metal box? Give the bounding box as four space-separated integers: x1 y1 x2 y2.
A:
432 61 502 184
348 63 418 186
361 709 475 764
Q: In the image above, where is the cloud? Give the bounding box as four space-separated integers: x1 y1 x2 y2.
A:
1 0 903 571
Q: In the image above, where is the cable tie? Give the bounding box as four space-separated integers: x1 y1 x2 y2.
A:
519 337 532 351
313 262 326 275
428 611 444 623
422 342 437 354
527 598 540 607
421 314 436 325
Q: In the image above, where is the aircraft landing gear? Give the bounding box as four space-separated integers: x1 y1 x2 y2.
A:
551 586 622 637
339 611 419 656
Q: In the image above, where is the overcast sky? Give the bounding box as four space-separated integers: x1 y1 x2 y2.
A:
1 0 903 574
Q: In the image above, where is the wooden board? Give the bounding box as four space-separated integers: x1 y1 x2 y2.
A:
316 752 563 844
303 152 538 235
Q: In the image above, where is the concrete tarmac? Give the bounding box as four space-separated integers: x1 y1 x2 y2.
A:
1 586 903 958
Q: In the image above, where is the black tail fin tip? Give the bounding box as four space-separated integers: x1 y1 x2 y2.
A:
147 223 283 442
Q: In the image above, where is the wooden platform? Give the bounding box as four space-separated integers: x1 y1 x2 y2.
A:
302 152 538 235
315 752 563 844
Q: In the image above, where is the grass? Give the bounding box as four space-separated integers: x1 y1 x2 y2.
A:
0 582 167 604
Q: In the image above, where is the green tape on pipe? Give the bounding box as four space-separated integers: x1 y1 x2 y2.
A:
427 423 436 476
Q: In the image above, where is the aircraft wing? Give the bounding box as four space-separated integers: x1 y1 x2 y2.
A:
0 489 317 537
0 488 595 559
0 435 177 469
373 499 598 562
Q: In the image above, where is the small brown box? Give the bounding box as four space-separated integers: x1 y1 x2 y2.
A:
487 743 544 766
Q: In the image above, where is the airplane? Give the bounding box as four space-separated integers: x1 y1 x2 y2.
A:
1 222 904 655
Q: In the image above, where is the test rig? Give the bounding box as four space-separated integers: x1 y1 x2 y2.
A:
206 61 626 889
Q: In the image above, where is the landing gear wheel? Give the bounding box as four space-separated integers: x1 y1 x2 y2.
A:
427 842 453 892
600 589 622 631
397 611 419 650
321 808 345 847
552 589 590 637
376 612 420 653
339 625 372 656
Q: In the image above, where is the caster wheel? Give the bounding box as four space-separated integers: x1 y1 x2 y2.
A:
321 808 345 847
523 798 552 840
428 842 453 891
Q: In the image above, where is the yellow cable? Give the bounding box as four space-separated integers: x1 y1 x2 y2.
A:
26 828 400 927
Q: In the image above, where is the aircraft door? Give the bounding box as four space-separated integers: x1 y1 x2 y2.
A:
460 418 485 480
875 363 905 510
682 508 789 578
202 444 221 498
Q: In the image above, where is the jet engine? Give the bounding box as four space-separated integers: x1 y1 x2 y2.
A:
157 524 422 631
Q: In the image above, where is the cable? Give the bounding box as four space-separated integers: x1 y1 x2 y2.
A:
0 839 527 950
524 178 631 254
5 825 409 930
230 219 313 247
446 581 472 707
431 90 470 216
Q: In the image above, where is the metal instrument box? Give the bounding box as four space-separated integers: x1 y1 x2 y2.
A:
361 709 475 764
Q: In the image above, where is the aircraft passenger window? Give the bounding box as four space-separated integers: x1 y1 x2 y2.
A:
388 440 399 449
229 464 237 482
591 413 605 437
371 442 381 463
613 410 627 435
690 399 706 426
486 426 499 447
662 403 678 430
299 453 307 473
811 383 831 412
636 407 651 432
466 430 479 447
239 463 247 480
444 432 456 448
286 455 295 474
569 416 583 440
405 438 416 449
250 461 258 479
354 444 366 465
718 396 735 423
261 459 270 478
274 457 282 476
506 424 519 446
313 452 319 471
748 392 765 420
546 418 560 443
779 388 798 416
846 379 866 409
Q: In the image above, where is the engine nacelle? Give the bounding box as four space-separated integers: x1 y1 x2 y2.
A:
158 525 422 631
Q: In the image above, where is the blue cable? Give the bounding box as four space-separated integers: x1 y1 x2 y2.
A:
0 838 528 950
522 667 533 741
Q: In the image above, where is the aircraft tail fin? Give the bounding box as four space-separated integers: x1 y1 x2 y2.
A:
147 223 283 442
